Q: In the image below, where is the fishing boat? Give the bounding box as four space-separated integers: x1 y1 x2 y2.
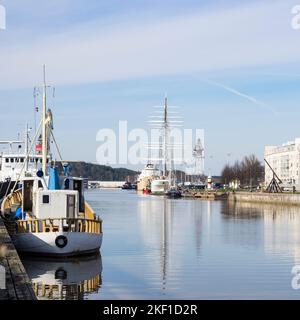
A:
0 127 49 200
0 67 103 257
121 181 136 190
165 187 182 199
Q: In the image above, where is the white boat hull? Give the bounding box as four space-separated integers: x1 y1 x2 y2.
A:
12 232 103 257
151 179 170 195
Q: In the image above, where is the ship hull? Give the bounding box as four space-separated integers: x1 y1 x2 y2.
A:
12 232 103 257
151 180 170 195
166 191 182 199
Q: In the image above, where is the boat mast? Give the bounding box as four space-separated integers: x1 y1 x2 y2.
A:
42 65 47 175
163 96 168 177
25 124 29 172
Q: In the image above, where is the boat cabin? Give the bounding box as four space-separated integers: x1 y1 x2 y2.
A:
0 154 50 181
21 175 86 220
34 190 79 220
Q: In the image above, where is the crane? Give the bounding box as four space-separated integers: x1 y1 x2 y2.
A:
264 158 282 193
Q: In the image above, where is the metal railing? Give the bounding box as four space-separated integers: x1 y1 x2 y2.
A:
17 217 102 234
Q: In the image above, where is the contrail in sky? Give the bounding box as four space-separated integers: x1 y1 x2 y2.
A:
202 79 277 114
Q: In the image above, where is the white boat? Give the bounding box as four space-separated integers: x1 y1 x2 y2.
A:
151 179 170 195
137 163 160 191
0 67 103 257
0 127 51 199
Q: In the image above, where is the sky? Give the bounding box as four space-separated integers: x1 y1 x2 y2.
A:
0 0 300 174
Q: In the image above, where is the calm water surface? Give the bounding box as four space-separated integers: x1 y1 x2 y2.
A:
23 189 300 300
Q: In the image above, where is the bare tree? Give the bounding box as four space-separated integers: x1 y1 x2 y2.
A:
221 154 264 187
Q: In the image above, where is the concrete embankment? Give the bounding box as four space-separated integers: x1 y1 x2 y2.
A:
88 181 125 188
229 192 300 206
0 217 36 300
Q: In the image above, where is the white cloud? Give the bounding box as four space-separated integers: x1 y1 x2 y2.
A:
0 0 299 89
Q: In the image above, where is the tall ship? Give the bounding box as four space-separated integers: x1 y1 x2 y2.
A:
0 67 103 257
149 97 182 195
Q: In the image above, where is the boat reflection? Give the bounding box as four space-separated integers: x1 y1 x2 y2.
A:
22 254 102 300
137 197 212 294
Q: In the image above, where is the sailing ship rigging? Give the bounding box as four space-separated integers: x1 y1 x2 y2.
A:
142 96 184 196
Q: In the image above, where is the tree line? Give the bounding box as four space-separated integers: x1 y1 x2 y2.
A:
57 162 138 181
221 155 264 187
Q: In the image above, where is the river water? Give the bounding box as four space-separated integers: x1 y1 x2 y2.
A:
22 189 300 300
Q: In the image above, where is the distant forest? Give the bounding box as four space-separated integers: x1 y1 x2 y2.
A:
55 162 207 182
57 162 138 181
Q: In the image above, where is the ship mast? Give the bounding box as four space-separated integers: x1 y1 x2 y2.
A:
163 96 168 177
25 124 29 172
42 65 47 175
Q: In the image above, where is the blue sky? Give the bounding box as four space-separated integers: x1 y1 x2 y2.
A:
1 0 300 174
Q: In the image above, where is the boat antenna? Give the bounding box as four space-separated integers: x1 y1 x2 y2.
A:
25 124 29 172
9 119 43 195
42 65 47 175
33 87 39 156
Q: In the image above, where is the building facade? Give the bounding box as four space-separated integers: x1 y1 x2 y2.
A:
265 138 300 190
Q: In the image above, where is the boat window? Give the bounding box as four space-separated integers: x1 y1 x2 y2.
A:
20 158 24 163
38 180 43 189
67 195 76 219
35 158 39 163
74 180 84 212
64 179 70 189
10 158 14 163
23 180 34 212
42 195 50 204
5 158 9 163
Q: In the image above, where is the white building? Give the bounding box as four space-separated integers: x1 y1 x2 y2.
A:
265 138 300 190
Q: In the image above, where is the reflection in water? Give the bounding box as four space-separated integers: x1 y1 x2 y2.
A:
222 201 300 265
22 255 102 300
138 198 171 293
23 189 300 299
137 196 212 296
